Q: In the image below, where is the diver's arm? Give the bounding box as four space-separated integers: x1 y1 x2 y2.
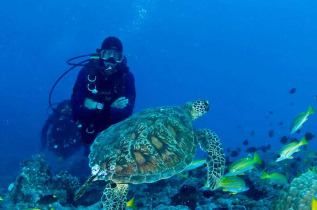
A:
70 69 94 120
110 72 136 123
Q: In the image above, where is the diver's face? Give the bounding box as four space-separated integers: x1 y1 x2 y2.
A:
103 58 117 75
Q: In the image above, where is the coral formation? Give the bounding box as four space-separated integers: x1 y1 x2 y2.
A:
2 153 275 209
8 154 81 209
274 171 317 210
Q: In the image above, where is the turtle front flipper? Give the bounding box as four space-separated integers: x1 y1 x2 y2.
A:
74 175 96 201
101 183 129 210
196 129 226 190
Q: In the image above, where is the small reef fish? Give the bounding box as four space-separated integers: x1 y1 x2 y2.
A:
0 196 2 201
260 171 288 186
217 176 249 194
25 209 54 210
290 105 315 135
312 197 317 210
305 132 315 141
242 139 249 146
184 159 206 171
289 88 296 94
126 196 136 209
280 136 289 145
246 147 257 153
276 137 309 162
36 194 58 205
230 150 239 157
259 144 271 153
224 152 262 177
178 173 189 179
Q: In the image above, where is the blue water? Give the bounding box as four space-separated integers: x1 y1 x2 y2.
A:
0 0 316 189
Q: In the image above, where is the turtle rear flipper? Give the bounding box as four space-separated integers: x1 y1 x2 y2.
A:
74 175 96 201
196 129 226 190
101 183 129 210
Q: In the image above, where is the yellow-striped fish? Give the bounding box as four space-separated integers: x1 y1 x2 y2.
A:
290 105 315 135
260 171 288 186
276 137 308 162
217 176 249 194
312 197 317 210
224 152 262 177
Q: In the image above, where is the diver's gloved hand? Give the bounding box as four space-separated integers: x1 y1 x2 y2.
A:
111 97 129 109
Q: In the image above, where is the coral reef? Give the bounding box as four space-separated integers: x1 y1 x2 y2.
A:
273 171 317 210
7 154 81 209
2 153 277 209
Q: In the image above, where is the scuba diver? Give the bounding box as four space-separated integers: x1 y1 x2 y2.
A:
42 36 136 158
70 36 136 153
41 100 82 160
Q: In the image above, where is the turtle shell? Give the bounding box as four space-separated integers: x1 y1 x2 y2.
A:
89 106 197 184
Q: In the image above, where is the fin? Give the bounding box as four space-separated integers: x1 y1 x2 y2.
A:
74 175 96 201
261 171 269 179
308 105 315 115
101 183 129 209
253 152 262 165
126 196 136 209
196 129 226 190
312 197 317 210
299 136 309 146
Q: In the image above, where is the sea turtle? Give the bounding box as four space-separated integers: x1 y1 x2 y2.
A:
74 99 226 209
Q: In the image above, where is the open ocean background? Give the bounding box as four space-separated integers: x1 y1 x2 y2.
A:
0 0 316 190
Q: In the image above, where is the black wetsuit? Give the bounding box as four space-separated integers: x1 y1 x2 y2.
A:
70 58 136 145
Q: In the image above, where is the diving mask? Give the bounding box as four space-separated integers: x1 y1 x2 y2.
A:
100 49 124 63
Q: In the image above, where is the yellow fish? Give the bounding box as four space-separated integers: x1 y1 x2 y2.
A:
260 171 288 186
0 196 3 201
290 105 315 134
276 137 308 162
224 152 261 177
126 196 136 209
217 176 249 194
312 197 317 210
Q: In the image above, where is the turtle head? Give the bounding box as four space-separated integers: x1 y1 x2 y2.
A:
183 99 209 120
